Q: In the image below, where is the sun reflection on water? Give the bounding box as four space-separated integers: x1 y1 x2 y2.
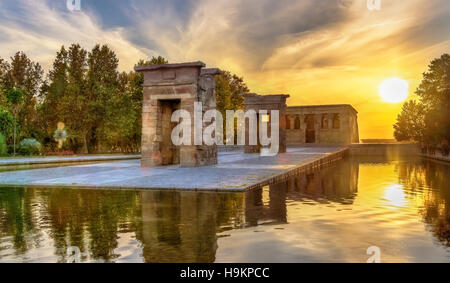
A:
383 184 407 209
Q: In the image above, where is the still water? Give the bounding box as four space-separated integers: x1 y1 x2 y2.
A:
0 157 449 263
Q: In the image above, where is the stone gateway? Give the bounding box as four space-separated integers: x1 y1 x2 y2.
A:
135 62 221 167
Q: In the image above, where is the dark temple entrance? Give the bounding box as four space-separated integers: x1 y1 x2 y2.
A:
160 100 180 165
305 114 315 143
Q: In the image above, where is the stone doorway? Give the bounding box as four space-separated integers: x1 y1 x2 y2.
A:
160 100 180 165
305 114 315 143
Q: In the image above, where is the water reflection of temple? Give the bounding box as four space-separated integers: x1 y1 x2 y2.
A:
136 160 360 262
2 157 450 263
244 159 359 227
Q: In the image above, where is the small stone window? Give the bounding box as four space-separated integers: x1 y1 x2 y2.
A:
321 115 328 129
333 114 340 129
286 115 291 129
294 116 301 129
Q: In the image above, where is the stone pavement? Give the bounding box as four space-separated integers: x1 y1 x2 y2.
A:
0 147 346 192
0 154 140 166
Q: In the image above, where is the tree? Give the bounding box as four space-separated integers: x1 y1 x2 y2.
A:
214 70 250 140
8 52 43 139
59 44 89 153
137 56 168 66
394 100 425 141
85 44 120 152
215 70 249 113
394 54 450 143
7 89 24 155
99 56 169 152
39 46 69 135
0 57 10 106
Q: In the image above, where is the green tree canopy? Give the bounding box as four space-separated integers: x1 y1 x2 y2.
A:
215 70 249 114
394 54 450 143
393 100 425 142
0 106 13 139
7 89 24 106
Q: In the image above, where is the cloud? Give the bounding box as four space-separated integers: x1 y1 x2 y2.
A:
0 0 449 138
0 0 150 71
122 0 353 72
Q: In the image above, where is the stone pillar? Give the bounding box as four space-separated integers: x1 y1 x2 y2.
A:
135 62 220 167
242 93 289 154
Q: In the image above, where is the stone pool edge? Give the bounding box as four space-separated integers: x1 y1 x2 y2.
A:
0 148 349 193
0 155 141 167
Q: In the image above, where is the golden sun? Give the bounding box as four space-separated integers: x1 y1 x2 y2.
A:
378 78 409 103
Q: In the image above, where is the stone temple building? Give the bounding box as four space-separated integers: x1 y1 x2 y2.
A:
286 104 359 145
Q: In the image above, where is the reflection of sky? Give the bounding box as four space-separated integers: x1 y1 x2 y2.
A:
1 1 450 138
217 162 450 263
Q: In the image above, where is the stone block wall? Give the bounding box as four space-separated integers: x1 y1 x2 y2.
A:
286 104 359 146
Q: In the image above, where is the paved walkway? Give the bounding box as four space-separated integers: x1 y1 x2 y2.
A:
0 154 141 166
0 147 346 191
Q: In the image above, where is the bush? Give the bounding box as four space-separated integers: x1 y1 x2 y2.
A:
18 138 41 156
0 133 7 156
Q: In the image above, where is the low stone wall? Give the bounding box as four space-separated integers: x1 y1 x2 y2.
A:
349 143 419 157
217 145 244 152
420 153 450 163
245 147 348 191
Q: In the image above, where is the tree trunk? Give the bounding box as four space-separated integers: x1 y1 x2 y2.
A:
13 116 16 156
81 132 89 154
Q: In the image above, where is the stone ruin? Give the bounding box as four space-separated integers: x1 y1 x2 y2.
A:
135 62 221 167
242 93 289 154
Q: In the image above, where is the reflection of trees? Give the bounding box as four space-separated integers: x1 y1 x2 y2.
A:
397 160 450 247
0 187 140 262
0 188 244 263
136 191 243 263
0 188 38 254
42 189 141 262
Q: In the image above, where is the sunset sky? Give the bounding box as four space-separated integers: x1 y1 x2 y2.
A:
1 0 449 138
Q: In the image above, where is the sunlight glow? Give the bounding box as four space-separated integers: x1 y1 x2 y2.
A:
383 184 407 209
379 78 409 103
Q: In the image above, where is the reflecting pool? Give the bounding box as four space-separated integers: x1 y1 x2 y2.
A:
0 157 449 262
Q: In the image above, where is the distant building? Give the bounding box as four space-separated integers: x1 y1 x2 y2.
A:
286 105 359 145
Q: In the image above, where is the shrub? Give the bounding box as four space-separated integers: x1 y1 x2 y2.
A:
18 138 41 156
0 133 7 156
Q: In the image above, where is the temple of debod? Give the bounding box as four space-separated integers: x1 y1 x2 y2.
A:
135 61 360 168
